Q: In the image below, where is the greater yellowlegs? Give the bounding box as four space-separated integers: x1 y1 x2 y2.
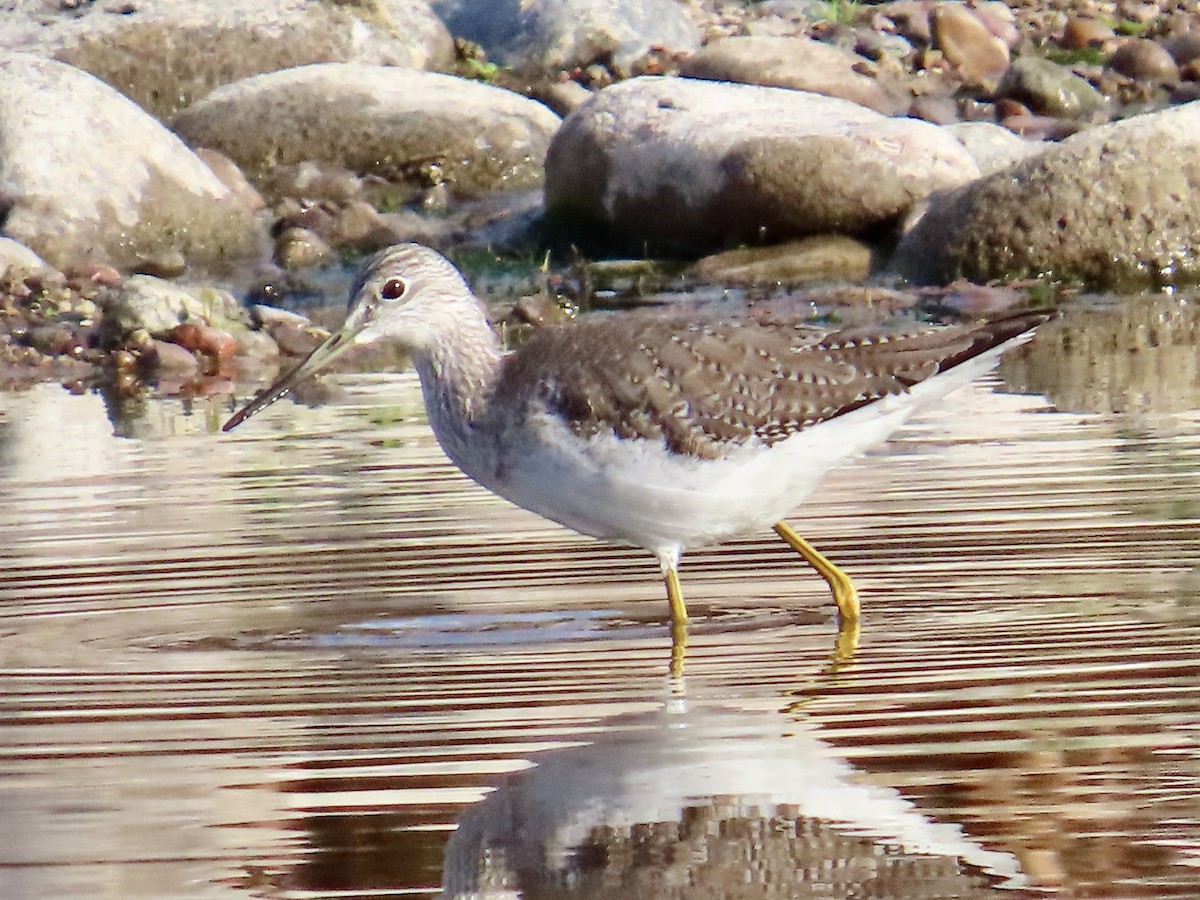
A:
224 244 1047 649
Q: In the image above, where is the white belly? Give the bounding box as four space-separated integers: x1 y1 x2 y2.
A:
456 394 911 556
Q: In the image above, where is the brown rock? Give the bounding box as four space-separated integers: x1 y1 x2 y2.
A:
268 320 324 358
80 263 123 287
1165 30 1200 66
995 97 1031 118
678 35 905 115
147 338 200 375
1062 16 1116 50
170 322 237 362
1181 59 1200 82
1001 113 1082 140
689 236 874 285
932 3 1010 90
274 227 333 270
329 201 392 246
1109 39 1180 82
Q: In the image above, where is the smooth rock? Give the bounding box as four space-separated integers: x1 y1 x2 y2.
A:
893 101 1200 288
1108 39 1179 83
268 319 326 358
909 92 961 125
1165 30 1200 66
81 264 124 288
678 36 904 114
1000 113 1082 141
429 0 700 76
228 323 281 361
1062 17 1116 50
275 227 334 270
101 275 249 346
0 237 54 280
946 122 1046 175
170 322 238 362
175 64 562 199
544 77 979 253
689 236 875 285
932 3 1009 90
532 79 595 117
325 202 402 247
147 339 201 376
0 0 453 121
997 57 1107 119
0 54 267 275
968 1 1020 49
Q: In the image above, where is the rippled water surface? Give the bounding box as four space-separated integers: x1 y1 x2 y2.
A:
2 308 1200 899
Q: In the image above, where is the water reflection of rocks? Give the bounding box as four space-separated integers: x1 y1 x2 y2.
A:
1000 295 1200 416
442 697 1023 899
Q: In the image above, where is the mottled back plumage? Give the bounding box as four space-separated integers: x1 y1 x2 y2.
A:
495 309 1046 460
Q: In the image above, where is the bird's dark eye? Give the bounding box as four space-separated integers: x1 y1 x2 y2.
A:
380 277 408 301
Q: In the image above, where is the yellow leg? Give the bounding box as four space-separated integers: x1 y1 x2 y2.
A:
665 565 688 628
831 616 861 670
664 565 688 679
773 521 860 622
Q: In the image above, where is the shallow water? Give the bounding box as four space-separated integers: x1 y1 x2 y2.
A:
2 302 1200 898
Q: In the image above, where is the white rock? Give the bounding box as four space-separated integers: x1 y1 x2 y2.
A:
0 54 266 275
545 76 979 253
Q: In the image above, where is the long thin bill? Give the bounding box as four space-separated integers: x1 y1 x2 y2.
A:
222 328 355 432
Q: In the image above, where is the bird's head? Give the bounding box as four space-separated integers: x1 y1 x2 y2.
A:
223 243 474 432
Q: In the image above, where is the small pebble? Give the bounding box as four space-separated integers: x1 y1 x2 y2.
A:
1165 30 1200 66
1061 16 1115 50
114 370 139 392
932 2 1010 89
136 249 187 279
170 322 237 364
1109 39 1179 82
274 227 333 270
269 320 325 358
147 338 200 375
1001 113 1082 140
80 263 123 287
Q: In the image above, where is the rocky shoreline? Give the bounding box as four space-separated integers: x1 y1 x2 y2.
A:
2 0 1199 400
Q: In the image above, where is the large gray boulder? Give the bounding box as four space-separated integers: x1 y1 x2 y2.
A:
174 64 562 199
893 101 1200 288
545 76 979 254
0 0 454 121
430 0 700 76
0 54 267 276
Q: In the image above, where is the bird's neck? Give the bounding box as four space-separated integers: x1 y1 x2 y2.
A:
409 302 504 454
